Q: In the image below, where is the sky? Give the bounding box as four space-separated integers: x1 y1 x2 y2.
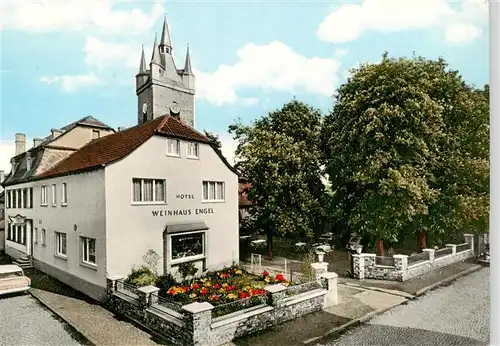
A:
0 0 489 174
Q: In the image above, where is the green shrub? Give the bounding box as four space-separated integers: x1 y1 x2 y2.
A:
178 262 198 281
300 250 316 282
125 267 158 287
156 273 178 296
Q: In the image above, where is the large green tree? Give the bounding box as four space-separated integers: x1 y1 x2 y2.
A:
321 54 489 255
230 100 327 258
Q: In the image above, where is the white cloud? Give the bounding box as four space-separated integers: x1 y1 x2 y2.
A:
195 41 341 106
1 0 164 35
218 134 238 166
40 73 101 92
445 23 482 43
317 0 486 44
241 98 259 106
334 49 348 57
84 37 139 70
0 141 15 174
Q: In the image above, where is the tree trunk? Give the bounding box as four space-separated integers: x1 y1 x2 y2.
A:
418 230 427 252
376 239 384 256
266 231 274 260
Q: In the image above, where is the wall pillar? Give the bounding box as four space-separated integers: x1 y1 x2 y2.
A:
137 285 160 308
422 248 435 262
446 244 457 255
464 234 475 255
320 272 338 307
182 302 214 345
393 254 408 271
351 254 364 279
265 284 287 307
106 275 123 297
311 262 328 280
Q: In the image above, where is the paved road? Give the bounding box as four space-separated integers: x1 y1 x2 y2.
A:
322 268 490 346
0 293 89 346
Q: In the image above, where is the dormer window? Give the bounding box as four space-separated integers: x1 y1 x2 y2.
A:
92 130 100 139
26 155 32 171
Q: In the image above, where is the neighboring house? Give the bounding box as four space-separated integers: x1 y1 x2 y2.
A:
2 116 115 261
238 179 252 224
2 19 239 303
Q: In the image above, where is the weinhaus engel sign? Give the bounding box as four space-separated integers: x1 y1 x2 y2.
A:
152 208 215 216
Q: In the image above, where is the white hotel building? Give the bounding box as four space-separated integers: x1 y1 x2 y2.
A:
2 19 239 302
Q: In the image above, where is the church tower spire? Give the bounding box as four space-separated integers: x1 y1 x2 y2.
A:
159 16 172 54
139 45 147 74
183 45 193 75
150 33 161 66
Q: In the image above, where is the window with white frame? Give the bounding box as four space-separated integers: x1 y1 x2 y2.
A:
132 178 166 203
41 229 46 245
29 187 33 208
167 138 181 156
202 181 225 202
22 188 27 208
187 142 199 158
61 183 68 205
55 232 67 256
41 185 48 205
81 237 96 265
6 190 10 208
51 184 57 205
17 190 21 208
171 232 205 262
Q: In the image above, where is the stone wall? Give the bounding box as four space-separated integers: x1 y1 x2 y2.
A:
106 272 338 346
352 234 475 282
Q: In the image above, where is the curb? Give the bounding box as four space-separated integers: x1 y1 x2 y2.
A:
338 283 416 300
303 299 410 345
28 290 98 346
414 264 482 297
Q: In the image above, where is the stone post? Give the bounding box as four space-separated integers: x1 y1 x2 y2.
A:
393 254 408 271
106 275 123 297
351 254 364 279
182 302 214 345
445 244 457 255
422 248 435 262
464 234 475 255
320 272 338 307
137 285 160 308
311 262 328 280
265 284 287 307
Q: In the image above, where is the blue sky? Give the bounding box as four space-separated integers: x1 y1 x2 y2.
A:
0 0 489 172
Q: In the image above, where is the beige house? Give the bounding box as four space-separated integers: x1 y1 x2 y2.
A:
3 115 238 302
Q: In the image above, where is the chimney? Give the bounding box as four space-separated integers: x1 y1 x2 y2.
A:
51 129 63 139
117 126 127 132
33 138 44 147
15 133 26 156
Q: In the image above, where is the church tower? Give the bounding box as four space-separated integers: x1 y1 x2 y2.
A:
135 17 196 127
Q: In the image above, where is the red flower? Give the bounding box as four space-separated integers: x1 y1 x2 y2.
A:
275 273 286 282
262 271 270 277
210 295 220 301
200 288 209 295
226 285 237 291
250 289 266 295
192 283 200 289
214 283 221 289
239 291 250 299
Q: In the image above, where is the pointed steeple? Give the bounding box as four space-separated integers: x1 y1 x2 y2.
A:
183 45 193 75
150 33 161 65
159 16 172 50
138 45 147 74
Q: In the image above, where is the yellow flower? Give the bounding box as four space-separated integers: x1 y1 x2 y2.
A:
204 281 212 287
189 293 197 298
244 286 252 291
219 288 225 293
222 283 229 288
200 278 207 282
265 277 271 282
227 293 237 300
235 270 243 275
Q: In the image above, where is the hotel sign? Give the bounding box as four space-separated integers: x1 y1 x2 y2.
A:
8 214 26 225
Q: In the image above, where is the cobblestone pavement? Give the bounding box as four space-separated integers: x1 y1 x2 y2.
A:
322 268 490 346
0 293 89 346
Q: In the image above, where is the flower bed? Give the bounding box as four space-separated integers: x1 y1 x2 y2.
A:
162 265 293 312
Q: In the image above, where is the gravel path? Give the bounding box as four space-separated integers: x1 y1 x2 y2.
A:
0 294 87 346
323 268 490 346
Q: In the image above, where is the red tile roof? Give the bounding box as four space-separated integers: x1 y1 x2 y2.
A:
239 182 252 207
38 115 212 179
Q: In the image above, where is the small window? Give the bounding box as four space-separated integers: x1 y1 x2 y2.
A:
41 229 46 245
92 130 100 139
12 190 17 208
81 237 96 265
51 184 57 205
55 232 67 256
29 187 33 208
61 183 67 205
34 228 38 244
41 185 47 205
6 190 10 208
132 178 166 203
167 138 180 156
22 189 27 208
187 142 199 158
171 232 205 261
202 181 225 202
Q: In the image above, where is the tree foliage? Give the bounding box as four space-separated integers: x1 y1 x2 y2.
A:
229 101 327 249
321 54 489 246
204 130 222 150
